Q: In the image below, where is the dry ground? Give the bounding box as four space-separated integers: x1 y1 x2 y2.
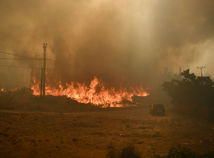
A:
0 106 214 158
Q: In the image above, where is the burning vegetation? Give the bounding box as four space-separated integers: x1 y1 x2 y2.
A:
31 76 149 108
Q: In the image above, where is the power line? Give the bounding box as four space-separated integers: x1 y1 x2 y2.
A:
0 65 40 69
0 57 42 60
0 58 54 61
0 50 54 61
0 64 54 69
0 50 32 58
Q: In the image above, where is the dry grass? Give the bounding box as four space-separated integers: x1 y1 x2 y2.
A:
0 105 214 158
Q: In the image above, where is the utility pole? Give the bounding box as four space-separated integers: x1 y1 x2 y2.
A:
40 43 47 96
179 67 182 75
197 66 206 77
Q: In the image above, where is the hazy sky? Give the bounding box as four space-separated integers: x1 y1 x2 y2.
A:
0 0 214 88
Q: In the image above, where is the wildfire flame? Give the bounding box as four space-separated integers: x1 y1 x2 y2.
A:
31 77 149 107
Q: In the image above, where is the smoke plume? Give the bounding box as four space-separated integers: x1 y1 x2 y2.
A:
1 0 214 89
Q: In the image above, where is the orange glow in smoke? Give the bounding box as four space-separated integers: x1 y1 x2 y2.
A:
31 77 149 107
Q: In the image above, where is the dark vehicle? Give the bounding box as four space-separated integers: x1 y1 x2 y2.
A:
150 104 165 116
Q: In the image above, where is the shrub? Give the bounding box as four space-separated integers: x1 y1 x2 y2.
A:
107 144 141 158
154 146 214 158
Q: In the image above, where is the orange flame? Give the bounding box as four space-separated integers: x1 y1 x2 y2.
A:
31 77 149 107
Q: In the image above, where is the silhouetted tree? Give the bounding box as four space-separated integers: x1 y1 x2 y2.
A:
163 69 214 115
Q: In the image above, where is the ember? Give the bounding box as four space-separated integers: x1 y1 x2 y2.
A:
31 77 149 107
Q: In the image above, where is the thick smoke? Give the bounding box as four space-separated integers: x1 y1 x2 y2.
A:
0 0 214 89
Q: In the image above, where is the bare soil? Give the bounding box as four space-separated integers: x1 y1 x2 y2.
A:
0 105 214 158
